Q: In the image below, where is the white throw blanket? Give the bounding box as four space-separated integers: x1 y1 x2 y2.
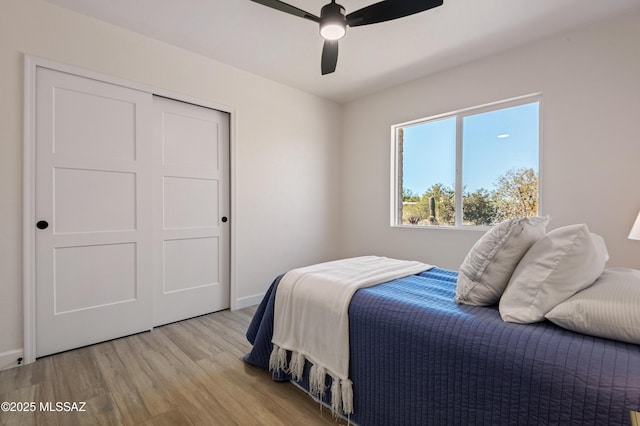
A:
270 256 433 415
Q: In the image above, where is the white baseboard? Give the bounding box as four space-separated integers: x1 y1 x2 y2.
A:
233 293 265 310
0 349 24 371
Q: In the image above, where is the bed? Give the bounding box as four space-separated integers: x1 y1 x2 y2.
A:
244 267 640 425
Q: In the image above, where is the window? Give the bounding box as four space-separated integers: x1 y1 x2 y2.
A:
392 95 541 228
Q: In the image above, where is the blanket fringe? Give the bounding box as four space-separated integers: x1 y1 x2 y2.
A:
269 346 353 416
330 374 342 414
268 344 287 372
309 364 327 399
341 378 354 415
289 351 305 381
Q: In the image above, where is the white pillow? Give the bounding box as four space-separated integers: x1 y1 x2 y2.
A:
455 216 548 306
499 224 609 323
545 268 640 345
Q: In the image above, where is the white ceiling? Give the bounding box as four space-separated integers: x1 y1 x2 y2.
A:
44 0 640 103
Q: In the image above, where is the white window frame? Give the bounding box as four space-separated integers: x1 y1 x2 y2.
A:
390 93 543 229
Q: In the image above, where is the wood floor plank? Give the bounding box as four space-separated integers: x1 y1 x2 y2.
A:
195 312 254 358
0 356 52 395
138 347 239 425
137 408 193 426
197 351 344 425
0 307 348 426
160 320 225 363
196 351 284 425
0 384 43 426
91 343 159 424
50 346 109 403
103 334 178 420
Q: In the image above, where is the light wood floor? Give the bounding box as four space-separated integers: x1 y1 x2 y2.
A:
0 307 348 425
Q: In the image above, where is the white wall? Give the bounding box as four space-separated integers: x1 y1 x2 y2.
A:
0 0 342 369
339 11 640 271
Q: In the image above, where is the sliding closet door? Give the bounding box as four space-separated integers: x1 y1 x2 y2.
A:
152 96 230 326
35 68 154 357
34 67 230 357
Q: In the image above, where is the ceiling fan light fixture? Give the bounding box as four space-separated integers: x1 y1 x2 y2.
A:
320 22 346 40
320 1 346 40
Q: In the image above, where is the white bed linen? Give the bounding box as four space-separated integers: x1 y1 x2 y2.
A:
270 255 433 414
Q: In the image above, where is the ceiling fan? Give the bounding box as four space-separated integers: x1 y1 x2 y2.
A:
250 0 444 75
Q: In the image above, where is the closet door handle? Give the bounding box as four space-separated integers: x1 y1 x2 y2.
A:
221 216 228 223
36 220 49 230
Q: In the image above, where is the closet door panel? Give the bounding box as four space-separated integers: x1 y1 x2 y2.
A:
153 96 230 327
35 68 153 357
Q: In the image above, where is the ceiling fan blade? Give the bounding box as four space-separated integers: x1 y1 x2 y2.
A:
321 40 339 75
249 0 320 22
346 0 443 27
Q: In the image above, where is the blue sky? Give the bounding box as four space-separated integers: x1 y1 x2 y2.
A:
402 102 539 195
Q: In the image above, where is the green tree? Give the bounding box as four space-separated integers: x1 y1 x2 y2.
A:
492 167 538 222
463 188 496 226
402 187 420 202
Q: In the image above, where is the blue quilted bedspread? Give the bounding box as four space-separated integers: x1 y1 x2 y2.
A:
244 268 640 425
